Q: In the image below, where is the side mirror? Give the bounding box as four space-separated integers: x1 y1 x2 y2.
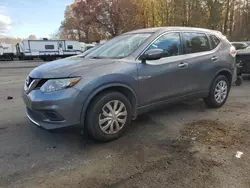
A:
140 49 164 61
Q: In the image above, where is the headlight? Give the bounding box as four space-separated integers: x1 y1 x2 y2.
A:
40 77 81 93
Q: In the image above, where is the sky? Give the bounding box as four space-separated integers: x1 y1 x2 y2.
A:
0 0 73 38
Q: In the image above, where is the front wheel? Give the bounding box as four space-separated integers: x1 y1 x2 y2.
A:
203 75 230 108
86 92 132 142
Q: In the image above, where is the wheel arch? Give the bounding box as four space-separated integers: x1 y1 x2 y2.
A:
214 69 233 85
80 83 138 128
204 68 232 108
206 69 233 97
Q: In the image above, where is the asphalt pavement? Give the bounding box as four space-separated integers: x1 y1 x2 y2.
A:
0 60 45 69
0 61 250 188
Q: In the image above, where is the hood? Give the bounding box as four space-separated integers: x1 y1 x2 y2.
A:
29 57 115 78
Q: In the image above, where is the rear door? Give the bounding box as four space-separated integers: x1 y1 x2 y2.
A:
181 32 215 92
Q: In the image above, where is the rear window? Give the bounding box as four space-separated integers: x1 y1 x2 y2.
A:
45 45 54 50
183 33 210 54
209 35 221 49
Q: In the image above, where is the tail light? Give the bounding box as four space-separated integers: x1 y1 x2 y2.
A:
230 46 237 57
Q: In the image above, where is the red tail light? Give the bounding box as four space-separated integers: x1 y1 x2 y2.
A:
230 46 237 57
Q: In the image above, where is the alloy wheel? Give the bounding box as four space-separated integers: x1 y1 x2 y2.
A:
214 80 228 104
99 100 127 134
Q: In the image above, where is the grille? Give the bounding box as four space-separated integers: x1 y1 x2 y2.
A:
26 77 34 87
26 77 48 93
36 79 48 88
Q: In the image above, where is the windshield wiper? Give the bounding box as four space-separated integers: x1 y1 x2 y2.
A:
88 56 124 59
89 56 103 59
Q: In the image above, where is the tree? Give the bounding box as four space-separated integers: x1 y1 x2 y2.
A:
0 37 22 45
28 35 37 40
223 0 231 34
58 0 250 42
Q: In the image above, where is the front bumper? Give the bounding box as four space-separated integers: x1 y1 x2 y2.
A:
22 87 84 130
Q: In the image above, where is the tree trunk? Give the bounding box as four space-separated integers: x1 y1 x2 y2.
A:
223 0 230 35
151 1 155 27
183 0 187 26
229 0 235 39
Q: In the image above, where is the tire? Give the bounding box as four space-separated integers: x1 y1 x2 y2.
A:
86 92 132 142
203 75 230 108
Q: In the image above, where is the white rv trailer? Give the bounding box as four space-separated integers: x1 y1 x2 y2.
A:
79 42 86 52
80 41 107 52
16 39 83 61
0 43 16 60
79 42 97 52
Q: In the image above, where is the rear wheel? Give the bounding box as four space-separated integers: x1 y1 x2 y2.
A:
204 75 230 108
86 92 132 142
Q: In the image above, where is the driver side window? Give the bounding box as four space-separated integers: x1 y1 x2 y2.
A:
146 32 181 57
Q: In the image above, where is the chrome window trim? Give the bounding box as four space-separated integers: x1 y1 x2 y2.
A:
136 30 222 63
136 31 181 60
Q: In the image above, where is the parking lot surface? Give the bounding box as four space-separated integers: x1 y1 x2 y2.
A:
0 61 250 188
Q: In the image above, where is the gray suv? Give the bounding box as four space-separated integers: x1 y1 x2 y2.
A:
23 27 236 141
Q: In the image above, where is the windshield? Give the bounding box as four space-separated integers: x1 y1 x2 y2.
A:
79 45 100 57
86 33 151 59
62 45 101 60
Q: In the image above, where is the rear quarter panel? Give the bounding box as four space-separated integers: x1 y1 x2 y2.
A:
203 39 235 91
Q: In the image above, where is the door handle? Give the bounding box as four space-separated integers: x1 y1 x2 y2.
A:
211 56 219 61
178 62 188 68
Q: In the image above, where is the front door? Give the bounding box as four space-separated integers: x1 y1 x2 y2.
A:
137 32 200 106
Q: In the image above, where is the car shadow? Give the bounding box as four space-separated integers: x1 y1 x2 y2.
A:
27 99 207 151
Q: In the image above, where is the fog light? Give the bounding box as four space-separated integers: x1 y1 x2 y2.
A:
44 111 64 121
